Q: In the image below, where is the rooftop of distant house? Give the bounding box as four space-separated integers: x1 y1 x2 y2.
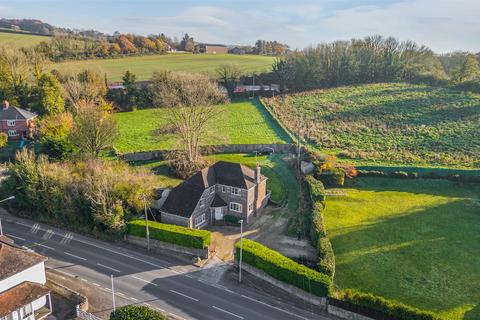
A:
0 100 37 121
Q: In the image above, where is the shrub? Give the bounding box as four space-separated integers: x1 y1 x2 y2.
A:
128 219 211 249
224 214 241 226
317 237 335 278
310 202 326 241
340 289 441 320
0 132 8 148
236 239 332 297
316 168 345 187
305 175 326 204
110 305 167 320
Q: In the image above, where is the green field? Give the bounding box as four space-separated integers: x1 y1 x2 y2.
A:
263 83 480 168
0 30 51 49
324 177 480 320
50 53 275 81
114 100 291 153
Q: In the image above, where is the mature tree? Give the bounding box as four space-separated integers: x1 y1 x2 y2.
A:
37 112 74 140
122 71 137 109
149 71 226 174
69 102 119 157
0 48 31 107
35 73 65 115
272 58 292 92
216 64 242 98
451 53 480 83
180 34 194 52
62 70 107 112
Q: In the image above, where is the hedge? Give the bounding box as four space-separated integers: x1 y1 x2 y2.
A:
235 239 332 297
110 305 167 320
127 219 211 249
339 289 441 320
224 214 241 226
357 165 480 182
317 237 335 278
305 175 326 204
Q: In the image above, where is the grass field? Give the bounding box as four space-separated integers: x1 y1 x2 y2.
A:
324 177 480 320
0 30 51 49
131 153 298 207
263 83 480 168
50 53 275 81
114 99 291 153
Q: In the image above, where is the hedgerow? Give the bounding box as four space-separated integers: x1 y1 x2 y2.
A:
339 289 442 320
128 219 211 249
305 175 326 204
110 305 167 320
235 239 332 297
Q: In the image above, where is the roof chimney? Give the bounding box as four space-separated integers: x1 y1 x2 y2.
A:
255 164 261 183
2 100 9 110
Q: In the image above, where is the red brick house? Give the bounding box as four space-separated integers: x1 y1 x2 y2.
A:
0 101 37 140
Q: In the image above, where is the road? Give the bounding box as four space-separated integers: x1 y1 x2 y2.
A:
0 213 332 320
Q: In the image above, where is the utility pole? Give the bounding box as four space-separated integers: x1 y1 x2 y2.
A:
111 274 116 313
141 193 150 251
238 219 244 283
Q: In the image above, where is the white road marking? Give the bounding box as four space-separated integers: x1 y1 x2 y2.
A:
5 234 25 241
130 275 158 286
211 306 244 319
130 297 138 302
184 274 193 279
116 292 125 297
240 294 310 320
15 221 31 227
97 263 121 273
80 278 88 282
92 283 101 287
34 242 55 250
169 290 199 302
63 251 87 261
42 229 54 240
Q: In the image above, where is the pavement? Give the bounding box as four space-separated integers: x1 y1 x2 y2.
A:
0 211 334 320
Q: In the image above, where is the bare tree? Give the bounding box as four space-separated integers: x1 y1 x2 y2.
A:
216 64 243 98
69 102 119 157
62 70 107 112
150 71 227 166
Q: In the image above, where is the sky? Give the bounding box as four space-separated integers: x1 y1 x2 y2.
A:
0 0 478 53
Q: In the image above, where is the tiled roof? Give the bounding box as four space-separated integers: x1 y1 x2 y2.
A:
161 161 267 218
0 106 37 120
0 281 50 317
0 237 47 281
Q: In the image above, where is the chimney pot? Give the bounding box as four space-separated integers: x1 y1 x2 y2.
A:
2 100 9 110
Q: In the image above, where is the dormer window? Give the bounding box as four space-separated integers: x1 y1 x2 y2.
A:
199 199 204 207
231 187 240 196
7 120 15 126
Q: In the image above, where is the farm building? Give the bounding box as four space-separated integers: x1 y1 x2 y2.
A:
195 43 228 54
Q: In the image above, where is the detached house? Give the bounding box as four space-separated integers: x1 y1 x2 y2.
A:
0 235 52 320
0 101 37 140
159 161 270 228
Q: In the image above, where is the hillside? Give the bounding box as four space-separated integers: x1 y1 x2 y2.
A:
0 30 51 48
50 53 275 81
264 83 480 168
113 100 291 153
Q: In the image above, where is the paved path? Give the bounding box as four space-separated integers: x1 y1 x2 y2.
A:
0 212 333 320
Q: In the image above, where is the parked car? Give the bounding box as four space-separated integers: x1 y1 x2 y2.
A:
257 147 275 155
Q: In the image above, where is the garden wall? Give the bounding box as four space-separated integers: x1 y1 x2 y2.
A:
118 143 298 162
46 278 88 312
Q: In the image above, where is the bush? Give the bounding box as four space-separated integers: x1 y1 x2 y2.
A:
340 289 441 320
236 239 332 297
0 132 8 148
305 175 326 204
310 202 326 241
128 219 211 249
316 168 345 187
317 237 335 278
224 214 241 226
110 305 167 320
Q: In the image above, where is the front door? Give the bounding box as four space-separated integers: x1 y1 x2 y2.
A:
215 207 224 220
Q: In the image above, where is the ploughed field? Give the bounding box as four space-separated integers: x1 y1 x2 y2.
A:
263 83 480 168
113 100 291 153
324 177 480 320
50 53 275 81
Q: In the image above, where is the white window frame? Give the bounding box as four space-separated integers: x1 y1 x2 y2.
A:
229 202 242 213
7 120 15 126
221 185 227 193
231 187 241 196
194 214 206 227
7 130 17 137
248 203 253 213
199 199 204 208
210 186 215 194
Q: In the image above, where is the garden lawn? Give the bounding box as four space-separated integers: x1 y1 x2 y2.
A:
114 100 291 153
50 53 275 81
0 30 51 49
324 177 480 320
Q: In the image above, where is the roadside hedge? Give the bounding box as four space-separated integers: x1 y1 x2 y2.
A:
110 305 167 320
339 289 441 320
235 239 332 297
127 219 211 249
305 175 326 204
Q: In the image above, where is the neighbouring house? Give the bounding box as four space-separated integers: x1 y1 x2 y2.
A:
0 235 52 320
195 43 228 54
0 101 37 140
158 161 270 228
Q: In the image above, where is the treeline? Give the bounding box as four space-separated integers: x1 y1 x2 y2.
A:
229 40 289 56
0 18 56 35
271 35 480 92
